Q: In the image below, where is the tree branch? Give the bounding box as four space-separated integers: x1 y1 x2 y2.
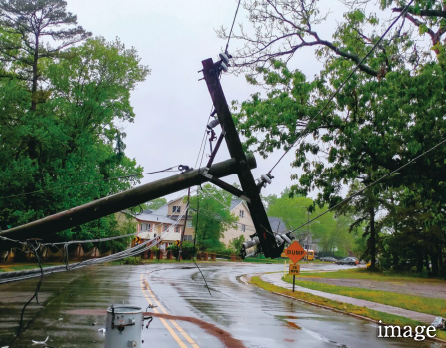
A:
392 7 446 19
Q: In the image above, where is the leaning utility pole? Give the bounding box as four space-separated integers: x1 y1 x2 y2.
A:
200 58 283 258
0 156 256 242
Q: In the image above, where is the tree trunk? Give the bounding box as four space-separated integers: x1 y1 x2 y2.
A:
31 33 39 112
392 251 399 270
425 253 431 275
416 255 423 273
430 251 439 277
369 207 376 269
439 247 444 277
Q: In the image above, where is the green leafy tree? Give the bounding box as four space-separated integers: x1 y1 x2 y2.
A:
189 184 238 250
145 198 168 211
227 0 446 275
0 0 92 111
0 4 150 244
267 194 354 254
229 235 245 252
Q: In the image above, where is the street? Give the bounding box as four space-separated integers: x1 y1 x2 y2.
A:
0 263 440 347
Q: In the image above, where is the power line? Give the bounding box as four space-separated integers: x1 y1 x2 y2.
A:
225 0 242 54
267 0 415 175
290 137 446 234
194 113 211 169
0 204 191 285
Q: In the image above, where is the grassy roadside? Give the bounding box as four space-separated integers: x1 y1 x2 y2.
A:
301 268 446 284
243 258 321 264
250 276 446 341
283 275 446 317
0 263 61 272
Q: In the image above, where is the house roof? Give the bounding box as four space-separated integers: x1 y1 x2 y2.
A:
268 217 288 234
230 198 246 211
152 204 168 216
167 196 185 205
135 211 176 224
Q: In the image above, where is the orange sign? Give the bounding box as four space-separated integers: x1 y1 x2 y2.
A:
289 264 300 275
284 241 307 264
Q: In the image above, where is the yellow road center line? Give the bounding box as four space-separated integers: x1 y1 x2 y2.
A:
140 275 188 348
143 276 200 348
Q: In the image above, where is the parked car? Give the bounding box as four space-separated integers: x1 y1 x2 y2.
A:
320 256 337 262
336 257 359 266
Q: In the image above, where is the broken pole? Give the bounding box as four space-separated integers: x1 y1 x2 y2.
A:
0 156 256 242
201 58 282 258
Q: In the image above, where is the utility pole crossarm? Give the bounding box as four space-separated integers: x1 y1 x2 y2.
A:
201 58 282 258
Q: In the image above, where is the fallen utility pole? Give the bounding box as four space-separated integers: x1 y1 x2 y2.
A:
0 156 256 242
201 58 283 258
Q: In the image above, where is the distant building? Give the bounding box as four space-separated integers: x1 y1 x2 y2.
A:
116 196 195 250
119 195 291 250
221 198 288 247
268 216 288 235
220 199 255 245
161 196 195 242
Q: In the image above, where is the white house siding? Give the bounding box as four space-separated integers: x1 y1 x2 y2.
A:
221 201 255 246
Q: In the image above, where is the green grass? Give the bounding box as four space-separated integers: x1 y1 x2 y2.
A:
283 275 446 317
243 257 281 263
251 276 446 341
0 263 61 272
300 268 446 284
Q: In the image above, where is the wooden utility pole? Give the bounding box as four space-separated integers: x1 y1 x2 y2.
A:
177 187 191 261
201 58 282 258
0 156 256 242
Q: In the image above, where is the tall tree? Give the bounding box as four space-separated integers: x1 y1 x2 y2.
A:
228 0 446 273
0 24 149 241
0 0 91 111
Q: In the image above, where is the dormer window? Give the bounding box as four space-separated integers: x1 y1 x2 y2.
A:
172 206 181 213
239 210 244 218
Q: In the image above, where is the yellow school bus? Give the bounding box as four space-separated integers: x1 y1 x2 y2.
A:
306 249 314 261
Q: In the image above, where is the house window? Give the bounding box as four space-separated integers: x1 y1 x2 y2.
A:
172 206 181 213
163 225 169 232
175 226 180 233
187 220 193 228
146 223 151 232
184 235 192 242
239 210 244 218
241 224 246 232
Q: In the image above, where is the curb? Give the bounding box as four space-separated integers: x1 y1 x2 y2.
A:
255 283 446 345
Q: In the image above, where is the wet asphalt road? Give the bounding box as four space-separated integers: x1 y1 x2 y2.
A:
0 262 443 348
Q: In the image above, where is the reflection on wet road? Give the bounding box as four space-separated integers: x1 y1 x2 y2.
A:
0 262 442 347
146 263 441 348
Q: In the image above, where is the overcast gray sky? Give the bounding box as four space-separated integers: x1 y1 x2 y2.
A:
66 0 365 201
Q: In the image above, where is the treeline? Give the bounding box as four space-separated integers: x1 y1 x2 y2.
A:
229 0 446 276
0 0 149 246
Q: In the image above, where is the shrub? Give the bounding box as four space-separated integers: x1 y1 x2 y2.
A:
167 242 196 259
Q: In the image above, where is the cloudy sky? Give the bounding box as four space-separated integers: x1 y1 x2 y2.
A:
66 0 375 201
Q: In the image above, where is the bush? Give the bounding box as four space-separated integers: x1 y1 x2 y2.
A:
122 256 141 265
167 242 196 259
